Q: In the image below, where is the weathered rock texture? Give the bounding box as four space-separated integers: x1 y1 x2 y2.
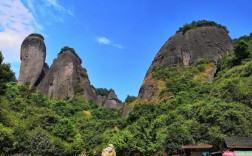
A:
96 89 122 109
37 49 97 100
138 26 233 101
18 34 46 88
18 34 122 108
104 90 121 109
101 144 116 156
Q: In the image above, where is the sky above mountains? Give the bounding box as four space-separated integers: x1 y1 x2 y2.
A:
0 0 252 101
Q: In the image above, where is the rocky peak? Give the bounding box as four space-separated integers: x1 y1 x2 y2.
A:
104 90 122 109
148 26 233 74
96 88 122 109
17 34 122 109
37 47 97 100
138 22 233 101
18 33 46 88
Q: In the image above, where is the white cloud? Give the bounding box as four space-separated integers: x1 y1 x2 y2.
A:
0 0 74 78
112 43 124 49
46 0 73 16
25 0 74 23
46 0 60 8
97 36 112 45
0 0 74 64
0 0 41 63
96 36 124 49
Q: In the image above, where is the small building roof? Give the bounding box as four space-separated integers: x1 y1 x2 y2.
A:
181 145 213 149
224 137 252 148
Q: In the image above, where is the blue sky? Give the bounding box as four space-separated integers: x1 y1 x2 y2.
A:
0 0 252 101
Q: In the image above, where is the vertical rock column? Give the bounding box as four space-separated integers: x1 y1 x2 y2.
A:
18 34 46 88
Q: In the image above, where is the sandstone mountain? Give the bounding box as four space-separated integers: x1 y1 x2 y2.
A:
18 34 46 89
36 47 97 100
138 25 233 102
18 35 121 109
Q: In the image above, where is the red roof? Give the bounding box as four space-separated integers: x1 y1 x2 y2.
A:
181 145 213 149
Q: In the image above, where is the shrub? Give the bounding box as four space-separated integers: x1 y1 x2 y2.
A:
234 40 250 63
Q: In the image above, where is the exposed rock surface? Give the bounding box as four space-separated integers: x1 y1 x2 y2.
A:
34 63 49 86
103 90 122 109
101 144 116 156
18 34 46 88
17 34 122 108
138 26 233 101
96 89 122 109
37 49 97 100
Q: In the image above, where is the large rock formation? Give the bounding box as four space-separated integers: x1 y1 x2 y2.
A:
37 47 97 100
18 34 46 88
138 25 233 101
16 34 122 108
148 26 233 73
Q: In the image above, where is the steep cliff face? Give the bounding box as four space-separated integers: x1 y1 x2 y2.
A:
18 34 46 88
37 49 97 100
138 26 233 101
148 26 233 73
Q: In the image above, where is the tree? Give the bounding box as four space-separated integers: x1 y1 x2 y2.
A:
124 95 136 104
0 124 14 153
0 52 16 94
52 118 77 142
0 51 3 64
234 40 250 63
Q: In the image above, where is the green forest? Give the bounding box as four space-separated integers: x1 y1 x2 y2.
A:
0 33 252 155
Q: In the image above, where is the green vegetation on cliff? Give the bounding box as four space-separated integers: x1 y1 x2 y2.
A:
28 33 45 40
58 46 82 64
96 88 111 96
0 34 252 155
176 20 229 34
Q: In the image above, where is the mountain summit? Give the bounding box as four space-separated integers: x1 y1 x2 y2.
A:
138 21 233 102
